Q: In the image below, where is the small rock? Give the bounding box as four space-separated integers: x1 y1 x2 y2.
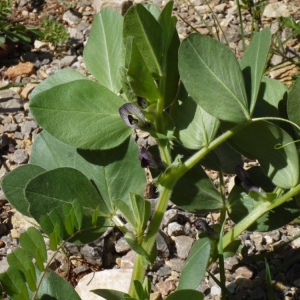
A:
75 269 133 300
155 280 176 296
20 83 38 100
263 3 290 18
73 265 90 275
3 123 18 133
60 55 77 67
211 285 221 296
0 257 9 273
156 230 170 258
13 131 24 139
174 235 194 259
235 266 254 279
121 250 135 269
80 243 103 266
4 99 24 112
150 291 161 300
63 10 82 25
34 40 48 49
224 256 239 271
115 237 131 253
167 222 184 236
6 62 36 79
156 266 171 277
165 258 185 272
10 228 20 239
11 149 28 164
162 209 178 228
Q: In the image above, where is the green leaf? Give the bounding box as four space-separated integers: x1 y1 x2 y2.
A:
83 9 123 93
114 199 137 229
177 238 210 290
71 199 83 230
1 165 45 217
229 121 299 189
158 1 180 108
287 77 300 128
179 33 249 123
227 185 300 231
265 258 276 300
165 290 204 300
254 77 287 119
223 239 241 259
144 4 161 19
35 266 81 300
29 131 146 215
29 80 131 150
30 69 87 99
126 37 160 101
92 289 132 300
171 157 223 214
240 28 272 114
77 138 146 214
123 4 162 77
25 168 110 244
170 85 220 149
19 227 47 272
123 232 149 257
0 267 27 298
133 280 144 300
92 205 101 227
63 203 76 235
7 248 36 292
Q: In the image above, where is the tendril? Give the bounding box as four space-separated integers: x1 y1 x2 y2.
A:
274 139 300 149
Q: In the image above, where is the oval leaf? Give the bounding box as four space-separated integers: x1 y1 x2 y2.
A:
177 238 210 290
179 33 249 123
30 80 131 150
230 121 299 189
287 77 300 128
166 290 204 300
83 9 123 93
25 168 110 243
1 164 46 217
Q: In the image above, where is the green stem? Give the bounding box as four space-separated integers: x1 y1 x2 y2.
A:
236 0 246 51
128 254 145 297
222 183 300 249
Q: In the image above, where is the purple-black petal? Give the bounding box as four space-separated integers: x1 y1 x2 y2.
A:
139 147 160 169
119 103 148 129
137 97 148 109
235 165 259 192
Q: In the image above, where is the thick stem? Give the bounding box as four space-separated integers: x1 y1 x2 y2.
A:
222 183 300 249
128 254 145 297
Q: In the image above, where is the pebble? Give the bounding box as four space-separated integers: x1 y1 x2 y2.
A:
174 235 194 259
11 149 28 164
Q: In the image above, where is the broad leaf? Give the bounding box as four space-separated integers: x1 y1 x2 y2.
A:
30 132 146 214
19 227 47 272
230 121 299 189
254 77 288 119
7 248 36 292
166 290 204 300
170 86 220 149
0 267 27 298
30 80 131 150
92 289 132 300
30 69 87 99
179 33 250 123
77 138 146 213
177 238 210 290
240 28 272 114
172 159 223 214
35 266 81 300
123 4 162 77
83 9 123 93
144 4 161 19
126 37 160 101
287 77 300 128
1 164 45 217
25 168 110 243
227 185 300 231
158 1 180 108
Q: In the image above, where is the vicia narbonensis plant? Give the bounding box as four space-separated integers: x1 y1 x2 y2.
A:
2 2 300 299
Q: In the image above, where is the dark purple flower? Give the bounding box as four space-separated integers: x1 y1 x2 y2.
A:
193 219 214 236
139 147 161 169
137 97 148 109
235 165 259 192
119 103 149 129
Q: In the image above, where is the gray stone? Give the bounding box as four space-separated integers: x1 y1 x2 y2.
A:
165 258 185 272
121 249 134 269
65 242 80 255
3 123 18 132
61 56 77 67
156 230 170 258
11 149 28 164
263 3 290 18
235 266 253 279
224 256 239 271
77 21 89 32
167 222 184 236
4 99 24 112
162 209 177 228
211 285 221 296
75 269 133 300
155 280 176 297
63 10 82 25
174 235 194 259
0 257 9 273
80 244 103 266
156 266 171 277
73 265 90 275
115 237 131 253
13 131 24 139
